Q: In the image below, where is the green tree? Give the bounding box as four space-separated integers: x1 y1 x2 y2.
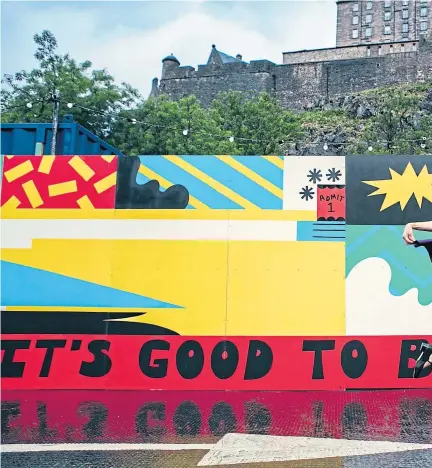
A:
210 92 302 155
1 30 140 137
110 95 234 155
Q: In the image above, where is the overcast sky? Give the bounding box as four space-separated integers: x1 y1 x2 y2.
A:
1 0 337 97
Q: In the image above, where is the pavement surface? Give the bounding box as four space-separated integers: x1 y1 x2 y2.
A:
2 389 432 467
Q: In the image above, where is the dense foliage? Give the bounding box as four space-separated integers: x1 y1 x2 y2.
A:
2 31 431 155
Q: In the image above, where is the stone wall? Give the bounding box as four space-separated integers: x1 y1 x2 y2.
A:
157 39 432 110
283 40 419 64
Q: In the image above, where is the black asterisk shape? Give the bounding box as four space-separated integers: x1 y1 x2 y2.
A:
326 168 342 182
299 186 315 201
307 168 322 184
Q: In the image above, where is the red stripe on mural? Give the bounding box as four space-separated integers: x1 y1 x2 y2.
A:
1 335 431 390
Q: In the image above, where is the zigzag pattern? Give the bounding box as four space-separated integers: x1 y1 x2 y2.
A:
346 225 432 306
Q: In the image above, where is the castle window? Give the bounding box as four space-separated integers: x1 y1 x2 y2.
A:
384 25 392 34
352 29 359 39
353 16 359 25
402 22 409 33
353 3 359 12
402 9 409 19
385 11 392 21
384 0 392 8
420 7 428 17
413 43 417 51
365 27 372 37
420 21 428 31
366 14 372 23
402 0 409 5
366 2 373 10
367 46 371 56
378 46 382 56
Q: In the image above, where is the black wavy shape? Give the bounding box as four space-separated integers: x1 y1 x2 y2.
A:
1 311 179 335
414 239 432 263
115 156 189 209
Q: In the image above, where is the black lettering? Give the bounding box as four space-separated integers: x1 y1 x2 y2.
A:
135 403 166 439
244 340 273 380
173 401 201 436
176 341 204 379
312 401 331 438
79 340 112 377
399 399 432 443
211 341 239 380
399 339 431 378
71 340 82 351
1 402 20 443
78 402 108 440
139 340 169 378
245 402 271 435
341 402 367 438
341 340 368 379
35 340 67 377
36 402 57 441
302 340 335 380
319 195 325 201
209 402 236 436
1 340 31 378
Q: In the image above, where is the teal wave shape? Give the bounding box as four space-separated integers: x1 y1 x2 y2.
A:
346 225 432 306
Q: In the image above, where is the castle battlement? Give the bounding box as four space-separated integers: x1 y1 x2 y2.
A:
151 1 432 109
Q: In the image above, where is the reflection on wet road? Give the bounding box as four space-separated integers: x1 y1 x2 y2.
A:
2 389 432 467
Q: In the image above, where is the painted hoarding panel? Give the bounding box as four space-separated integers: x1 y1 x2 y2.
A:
1 154 431 390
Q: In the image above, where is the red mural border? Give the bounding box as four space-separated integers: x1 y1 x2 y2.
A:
1 335 431 390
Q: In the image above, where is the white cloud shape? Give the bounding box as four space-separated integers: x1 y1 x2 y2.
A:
346 257 432 336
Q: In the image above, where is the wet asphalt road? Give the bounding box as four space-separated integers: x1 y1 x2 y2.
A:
2 389 432 467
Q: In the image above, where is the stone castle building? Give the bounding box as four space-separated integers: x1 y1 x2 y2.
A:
150 0 432 109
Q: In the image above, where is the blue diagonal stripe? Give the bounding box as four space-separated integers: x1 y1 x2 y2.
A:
138 156 241 209
182 156 282 209
136 166 194 209
231 156 283 188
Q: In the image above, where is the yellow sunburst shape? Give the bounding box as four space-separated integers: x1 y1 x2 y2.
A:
362 162 432 211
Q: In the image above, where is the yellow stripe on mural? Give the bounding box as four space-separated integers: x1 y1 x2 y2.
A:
68 156 95 181
138 164 209 210
1 208 316 221
263 155 284 169
4 160 34 182
94 172 117 194
49 180 78 197
166 156 259 210
1 195 21 209
76 195 95 209
38 156 55 174
22 180 43 208
217 156 283 199
102 155 115 163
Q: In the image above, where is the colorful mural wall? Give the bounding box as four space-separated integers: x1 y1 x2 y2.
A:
1 154 431 390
